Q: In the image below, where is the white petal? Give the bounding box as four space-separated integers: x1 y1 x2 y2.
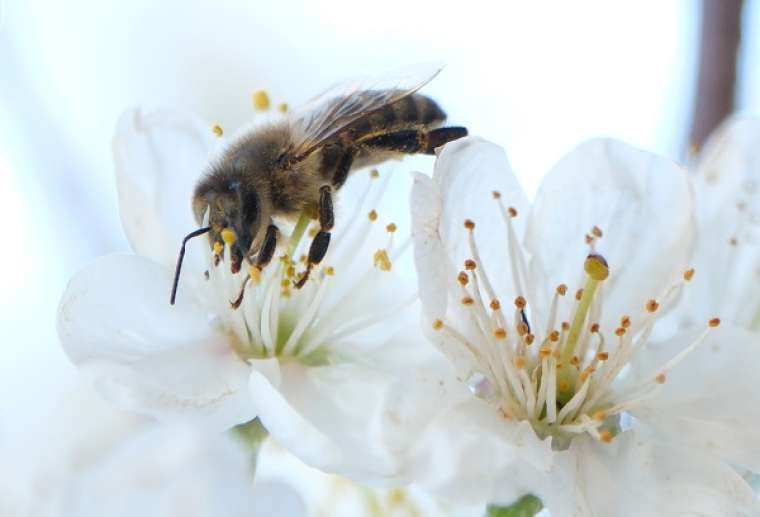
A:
555 430 759 517
627 324 760 472
113 107 215 268
248 355 464 484
408 397 555 506
57 254 254 431
684 116 760 329
526 139 694 331
412 138 530 320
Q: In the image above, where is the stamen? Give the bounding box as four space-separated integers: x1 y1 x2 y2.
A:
213 242 224 255
211 124 224 137
277 103 288 113
683 268 695 281
368 210 378 222
373 249 392 271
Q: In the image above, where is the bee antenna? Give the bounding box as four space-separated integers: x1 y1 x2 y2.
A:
170 226 211 305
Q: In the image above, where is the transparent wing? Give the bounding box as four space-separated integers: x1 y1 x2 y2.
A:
289 62 444 159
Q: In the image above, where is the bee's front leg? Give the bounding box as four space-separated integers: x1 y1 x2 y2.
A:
294 186 334 289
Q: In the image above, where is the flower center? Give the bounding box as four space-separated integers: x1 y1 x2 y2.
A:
432 192 719 448
201 168 414 365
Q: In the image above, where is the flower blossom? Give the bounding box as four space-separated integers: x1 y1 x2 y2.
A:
57 104 443 480
408 136 760 515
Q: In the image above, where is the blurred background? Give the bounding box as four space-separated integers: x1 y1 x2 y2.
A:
0 0 757 514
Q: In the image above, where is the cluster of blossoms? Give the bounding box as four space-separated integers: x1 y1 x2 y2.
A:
58 107 760 516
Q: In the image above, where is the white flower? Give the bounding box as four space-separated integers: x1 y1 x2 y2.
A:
57 105 440 480
408 136 760 515
681 116 760 331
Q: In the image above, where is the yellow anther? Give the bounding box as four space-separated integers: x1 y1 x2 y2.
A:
432 319 444 330
584 253 609 281
492 191 502 199
457 271 469 286
592 410 607 422
494 327 507 339
211 124 224 137
709 317 721 328
461 296 474 306
373 249 392 271
368 210 378 222
464 219 475 230
599 430 614 443
514 296 526 309
386 223 397 233
213 242 224 255
277 102 288 113
646 300 659 313
556 284 568 296
248 266 261 285
655 372 666 384
325 266 335 276
464 259 477 271
252 90 270 111
596 351 609 361
508 207 518 218
591 226 603 238
590 322 600 333
684 268 695 282
490 299 501 311
221 228 237 245
370 169 380 178
514 356 526 369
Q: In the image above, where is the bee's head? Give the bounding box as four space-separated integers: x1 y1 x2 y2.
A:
192 177 261 274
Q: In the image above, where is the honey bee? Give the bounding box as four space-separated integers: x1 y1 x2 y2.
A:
170 64 467 305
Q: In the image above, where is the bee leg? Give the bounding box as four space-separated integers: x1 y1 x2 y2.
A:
255 224 279 269
359 126 468 155
295 186 334 288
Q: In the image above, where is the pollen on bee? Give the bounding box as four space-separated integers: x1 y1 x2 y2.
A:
599 430 614 443
646 299 659 313
213 242 224 255
683 268 695 282
464 219 475 230
252 90 271 111
386 223 397 233
221 228 237 245
248 265 262 285
373 249 392 271
432 319 444 330
277 103 288 113
655 372 666 384
708 317 721 328
211 124 224 137
368 210 378 222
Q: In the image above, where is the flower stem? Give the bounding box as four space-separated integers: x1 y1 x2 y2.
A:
486 495 543 517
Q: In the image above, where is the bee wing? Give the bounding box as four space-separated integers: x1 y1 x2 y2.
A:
289 62 444 159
